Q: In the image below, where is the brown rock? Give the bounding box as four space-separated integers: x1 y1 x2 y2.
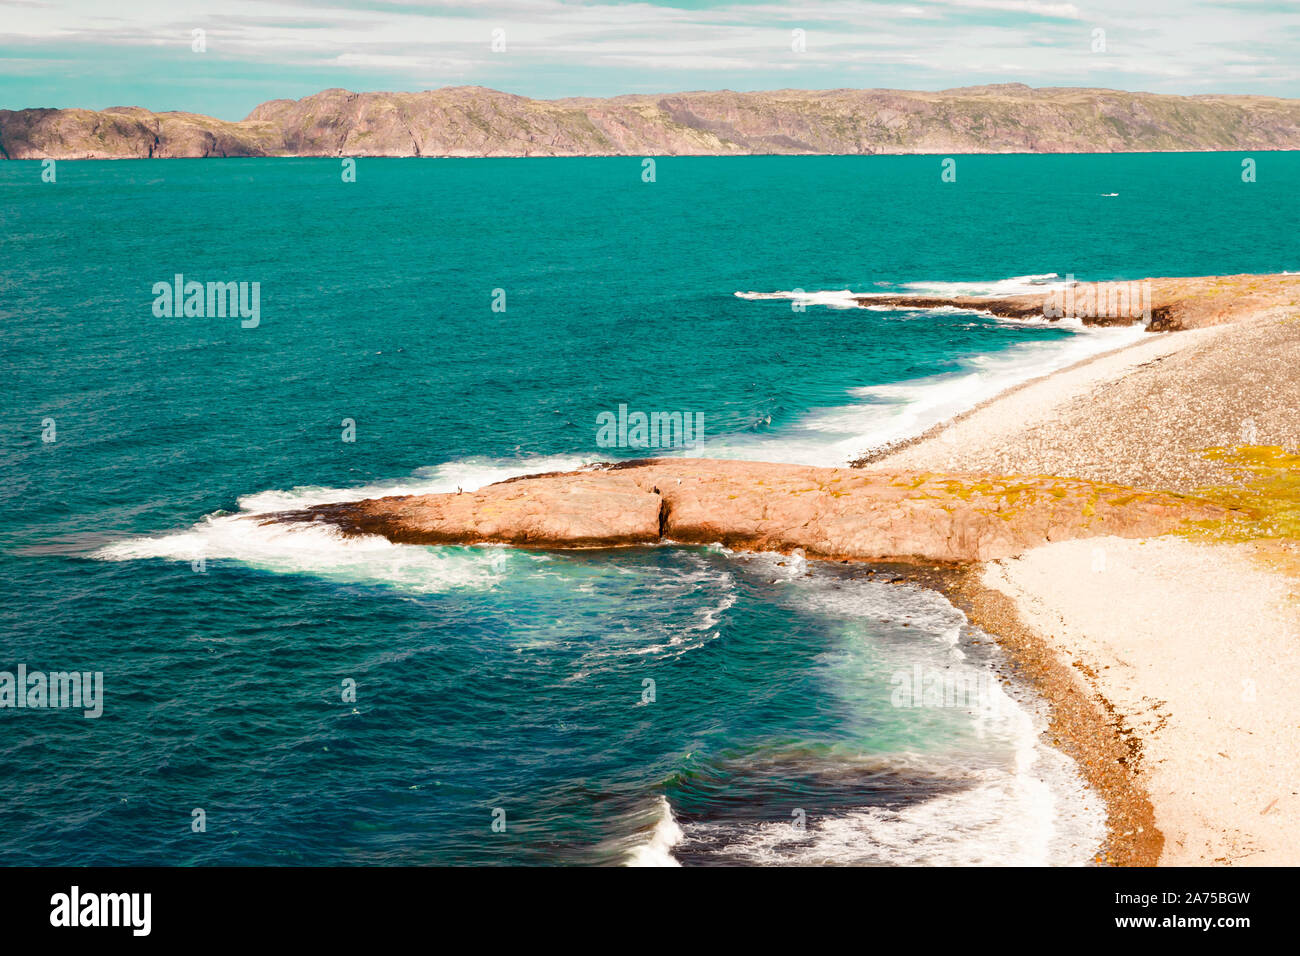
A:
266 459 1231 564
854 273 1300 330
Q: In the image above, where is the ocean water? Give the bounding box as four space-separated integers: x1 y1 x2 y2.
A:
2 153 1297 865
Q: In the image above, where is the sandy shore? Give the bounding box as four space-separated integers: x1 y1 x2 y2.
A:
981 537 1300 865
871 306 1300 865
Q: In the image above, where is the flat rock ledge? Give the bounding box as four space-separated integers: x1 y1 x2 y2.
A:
854 272 1300 331
265 459 1232 564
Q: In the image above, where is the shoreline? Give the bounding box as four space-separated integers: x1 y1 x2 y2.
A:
868 294 1300 865
927 565 1162 866
850 323 1217 468
6 148 1293 162
975 538 1300 865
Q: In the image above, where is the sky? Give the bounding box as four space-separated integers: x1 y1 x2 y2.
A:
2 0 1298 120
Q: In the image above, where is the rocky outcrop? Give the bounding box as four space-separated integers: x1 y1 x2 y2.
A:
8 84 1300 159
856 273 1300 331
266 459 1230 564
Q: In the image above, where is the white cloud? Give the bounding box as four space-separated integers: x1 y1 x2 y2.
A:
1 0 1297 97
948 0 1082 19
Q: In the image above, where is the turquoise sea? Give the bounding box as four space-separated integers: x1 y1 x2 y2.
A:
2 153 1297 865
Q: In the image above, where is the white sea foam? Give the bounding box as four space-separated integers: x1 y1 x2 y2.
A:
566 557 736 665
734 289 861 309
889 271 1066 297
737 273 1067 304
624 796 685 867
234 453 593 514
672 575 1106 866
91 454 590 591
93 515 531 592
680 747 1104 866
690 313 1146 467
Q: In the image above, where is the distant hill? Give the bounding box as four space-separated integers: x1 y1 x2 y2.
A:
5 84 1300 159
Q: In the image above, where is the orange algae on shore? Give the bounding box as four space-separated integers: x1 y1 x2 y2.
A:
1181 446 1300 591
1186 446 1300 540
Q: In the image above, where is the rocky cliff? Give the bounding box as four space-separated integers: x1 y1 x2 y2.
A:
7 84 1300 159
